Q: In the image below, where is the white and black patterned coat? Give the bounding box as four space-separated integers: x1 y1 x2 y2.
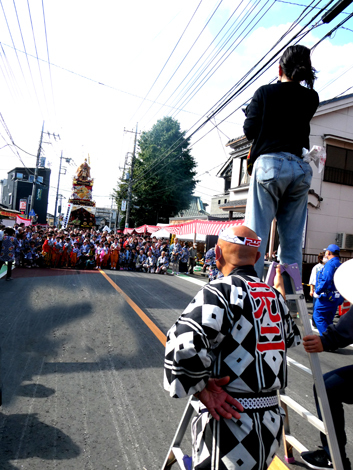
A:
164 265 301 399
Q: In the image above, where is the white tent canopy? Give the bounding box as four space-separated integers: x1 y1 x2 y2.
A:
176 233 206 242
153 228 171 239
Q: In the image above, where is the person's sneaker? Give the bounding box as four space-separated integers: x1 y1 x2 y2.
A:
301 449 333 470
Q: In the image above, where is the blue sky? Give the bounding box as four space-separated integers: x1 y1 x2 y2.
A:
0 0 352 216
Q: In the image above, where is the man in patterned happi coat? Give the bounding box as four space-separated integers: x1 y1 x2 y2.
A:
164 225 301 470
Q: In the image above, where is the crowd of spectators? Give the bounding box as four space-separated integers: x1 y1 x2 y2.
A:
0 223 201 278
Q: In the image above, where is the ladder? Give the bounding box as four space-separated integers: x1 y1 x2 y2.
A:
266 262 343 470
161 262 344 470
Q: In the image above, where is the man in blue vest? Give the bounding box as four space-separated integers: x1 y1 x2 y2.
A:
313 244 343 335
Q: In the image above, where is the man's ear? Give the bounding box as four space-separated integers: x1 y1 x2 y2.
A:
255 251 261 263
278 64 283 78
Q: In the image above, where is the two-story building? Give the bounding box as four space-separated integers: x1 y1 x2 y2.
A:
213 93 353 260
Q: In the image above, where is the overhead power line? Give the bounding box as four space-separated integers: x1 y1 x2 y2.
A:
144 0 252 126
137 0 225 125
0 41 235 124
130 0 351 194
130 0 325 189
12 0 43 114
129 0 203 122
41 0 56 120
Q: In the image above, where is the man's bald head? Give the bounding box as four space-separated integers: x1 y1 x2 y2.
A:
216 225 261 276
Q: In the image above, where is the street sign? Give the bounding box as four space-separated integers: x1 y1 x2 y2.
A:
121 200 127 211
29 209 36 217
19 199 27 212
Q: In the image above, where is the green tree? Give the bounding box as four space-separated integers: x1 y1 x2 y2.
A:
114 117 197 227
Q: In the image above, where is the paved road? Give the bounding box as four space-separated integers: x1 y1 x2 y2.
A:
0 268 352 470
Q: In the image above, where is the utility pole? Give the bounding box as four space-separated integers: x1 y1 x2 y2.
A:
109 196 113 229
54 152 72 226
30 122 45 214
125 123 138 228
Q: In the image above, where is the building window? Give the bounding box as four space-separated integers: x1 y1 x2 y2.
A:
324 145 353 186
239 157 250 186
224 199 227 203
224 178 231 192
8 193 12 205
218 200 221 204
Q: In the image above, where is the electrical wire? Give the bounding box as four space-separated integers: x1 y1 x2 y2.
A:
0 0 27 88
41 0 56 120
12 0 44 115
137 0 225 125
311 10 353 50
318 62 353 93
276 0 353 15
27 0 48 114
129 0 336 192
171 0 276 121
334 85 353 97
0 42 19 101
153 0 318 131
0 41 237 120
188 0 324 121
145 0 251 125
129 0 203 122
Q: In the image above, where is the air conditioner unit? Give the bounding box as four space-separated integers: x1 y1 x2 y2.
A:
336 233 353 250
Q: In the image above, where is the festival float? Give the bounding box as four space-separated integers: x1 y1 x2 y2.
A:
66 159 96 228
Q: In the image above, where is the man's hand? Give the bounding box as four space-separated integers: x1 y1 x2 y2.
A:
303 334 324 353
274 265 286 300
195 376 243 421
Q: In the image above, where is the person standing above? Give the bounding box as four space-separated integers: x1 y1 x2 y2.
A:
164 225 301 470
313 244 343 335
244 45 319 280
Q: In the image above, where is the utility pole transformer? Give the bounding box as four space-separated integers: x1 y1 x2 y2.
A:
125 123 138 228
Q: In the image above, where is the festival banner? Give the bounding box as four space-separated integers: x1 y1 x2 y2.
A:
16 215 32 226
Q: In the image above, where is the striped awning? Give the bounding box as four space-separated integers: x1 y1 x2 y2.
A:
124 219 244 236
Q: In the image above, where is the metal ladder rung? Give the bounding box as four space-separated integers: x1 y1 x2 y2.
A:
285 434 309 454
286 294 303 300
171 448 188 470
287 356 312 375
280 394 325 433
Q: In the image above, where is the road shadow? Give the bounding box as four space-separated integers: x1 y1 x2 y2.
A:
0 412 80 469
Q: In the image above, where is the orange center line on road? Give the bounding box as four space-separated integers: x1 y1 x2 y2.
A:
99 270 167 346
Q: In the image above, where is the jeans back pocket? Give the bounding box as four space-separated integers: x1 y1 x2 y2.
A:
255 156 283 183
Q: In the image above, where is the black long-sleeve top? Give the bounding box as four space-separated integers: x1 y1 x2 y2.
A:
321 306 353 351
243 81 319 164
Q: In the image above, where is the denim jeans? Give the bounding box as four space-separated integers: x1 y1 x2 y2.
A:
314 366 353 469
244 152 312 280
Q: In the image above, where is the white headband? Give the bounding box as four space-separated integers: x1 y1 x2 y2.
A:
219 229 261 247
